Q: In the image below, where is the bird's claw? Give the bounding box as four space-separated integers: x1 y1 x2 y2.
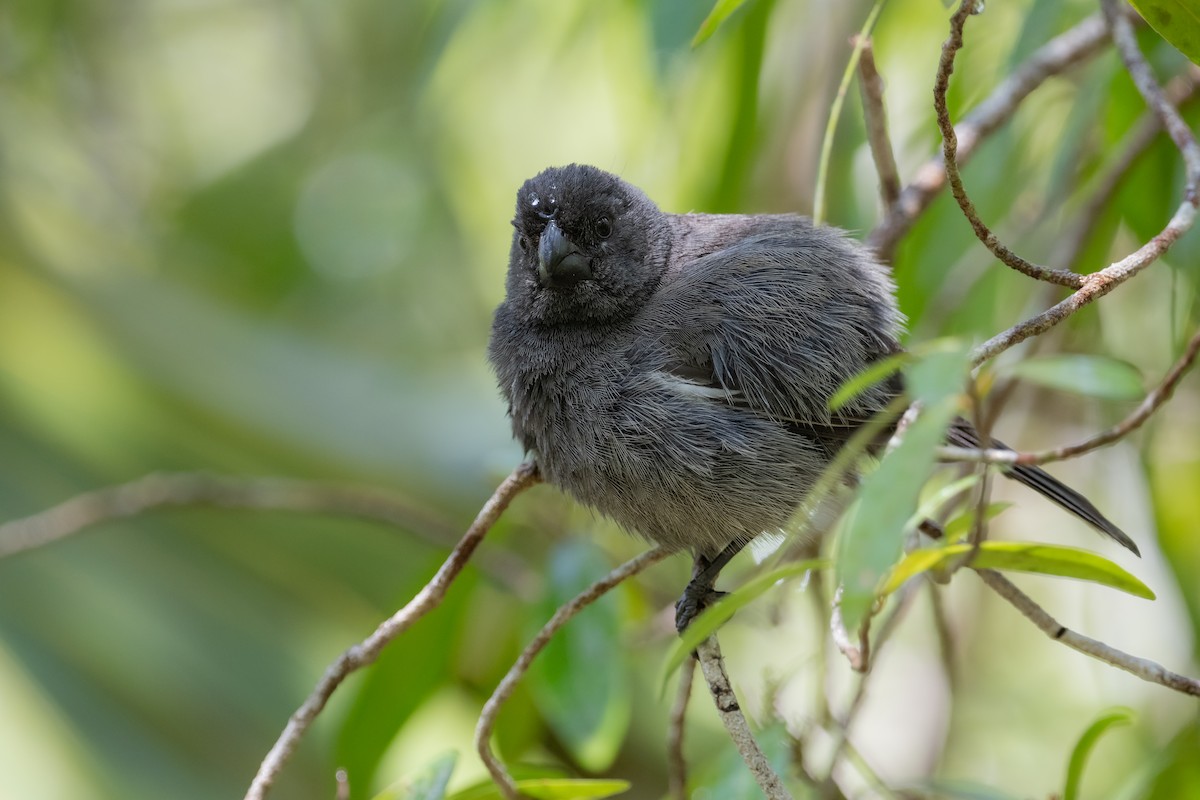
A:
674 585 728 634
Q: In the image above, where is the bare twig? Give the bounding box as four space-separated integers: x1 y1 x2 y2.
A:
830 586 869 672
0 470 535 593
934 1 1087 287
244 462 541 800
0 472 451 559
966 380 992 556
976 569 1200 697
972 7 1200 367
475 546 671 799
696 636 794 800
667 661 695 800
1105 1 1200 169
927 583 958 691
334 769 350 800
1055 68 1200 272
867 13 1112 260
856 36 901 209
820 582 921 796
941 326 1200 467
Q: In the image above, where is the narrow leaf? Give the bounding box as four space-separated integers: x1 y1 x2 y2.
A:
1003 355 1144 400
660 560 827 687
829 351 910 412
942 501 1013 541
881 542 1155 599
1064 709 1136 800
692 0 750 47
374 753 457 800
836 342 970 629
519 779 631 800
1130 0 1200 65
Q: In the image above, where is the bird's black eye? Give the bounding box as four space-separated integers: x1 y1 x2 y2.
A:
595 217 612 239
518 236 530 252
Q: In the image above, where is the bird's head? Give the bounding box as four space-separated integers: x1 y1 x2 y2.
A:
505 164 669 325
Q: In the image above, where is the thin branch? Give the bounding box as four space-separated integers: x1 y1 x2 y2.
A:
667 661 695 800
927 583 958 691
0 470 535 593
1104 1 1200 170
243 462 541 800
941 326 1200 467
856 36 901 209
830 586 869 672
976 569 1200 697
813 0 888 226
820 582 921 796
696 635 794 800
972 6 1200 367
867 12 1112 260
0 472 448 558
475 546 671 799
934 1 1087 287
334 769 350 800
1055 68 1200 272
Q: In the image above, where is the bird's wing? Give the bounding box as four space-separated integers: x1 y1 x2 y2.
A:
644 227 904 456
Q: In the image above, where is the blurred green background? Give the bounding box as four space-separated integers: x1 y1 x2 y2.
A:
1 0 1199 797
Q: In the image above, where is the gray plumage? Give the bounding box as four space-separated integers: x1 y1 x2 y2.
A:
488 164 1138 567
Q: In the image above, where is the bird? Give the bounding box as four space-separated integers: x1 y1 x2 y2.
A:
487 163 1139 632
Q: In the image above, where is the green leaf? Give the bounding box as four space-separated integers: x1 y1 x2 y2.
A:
447 779 630 800
829 351 911 412
906 473 982 534
1130 0 1200 65
898 779 1018 800
943 502 1013 541
835 342 969 629
1003 355 1144 400
528 541 630 772
660 560 827 686
374 752 457 800
881 542 1156 599
692 0 751 47
1064 708 1136 800
518 780 630 800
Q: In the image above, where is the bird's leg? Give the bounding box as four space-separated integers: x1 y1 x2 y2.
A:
674 540 745 633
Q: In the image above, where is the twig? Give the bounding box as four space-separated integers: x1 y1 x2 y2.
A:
1104 1 1200 168
334 769 350 800
975 569 1200 697
1055 69 1200 272
941 326 1200 467
867 12 1112 260
813 0 889 226
475 546 671 799
820 582 921 797
667 660 695 800
830 586 869 672
0 470 536 593
243 462 541 800
0 472 450 559
934 1 1087 287
972 7 1200 367
927 583 958 691
696 635 794 800
856 36 901 209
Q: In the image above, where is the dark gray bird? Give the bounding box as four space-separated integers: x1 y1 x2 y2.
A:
488 164 1138 631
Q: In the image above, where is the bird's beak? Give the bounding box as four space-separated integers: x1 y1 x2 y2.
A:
537 220 593 287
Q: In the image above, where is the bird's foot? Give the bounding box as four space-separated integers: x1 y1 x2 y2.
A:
674 584 728 634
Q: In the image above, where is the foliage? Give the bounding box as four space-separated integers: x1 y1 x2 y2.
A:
0 0 1198 798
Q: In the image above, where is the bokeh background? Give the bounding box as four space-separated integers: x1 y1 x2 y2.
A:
1 0 1198 797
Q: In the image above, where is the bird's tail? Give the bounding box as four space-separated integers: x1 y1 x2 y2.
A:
945 419 1140 557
